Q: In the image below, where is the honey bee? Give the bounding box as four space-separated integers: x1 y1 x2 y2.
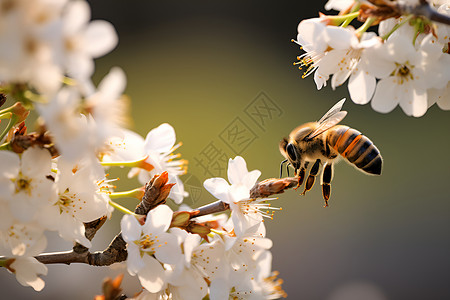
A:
279 99 382 207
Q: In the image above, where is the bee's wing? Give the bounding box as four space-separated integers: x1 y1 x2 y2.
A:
304 99 347 141
318 98 346 124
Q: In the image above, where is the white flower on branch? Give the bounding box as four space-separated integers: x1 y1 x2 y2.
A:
121 205 181 293
110 123 188 204
294 18 380 103
165 228 209 300
293 18 330 89
37 87 92 162
0 0 66 94
363 33 450 116
138 124 188 204
222 222 272 274
83 67 129 151
0 221 47 257
59 0 118 83
208 223 273 299
204 156 279 237
0 0 117 94
7 257 48 291
38 157 111 248
0 147 57 223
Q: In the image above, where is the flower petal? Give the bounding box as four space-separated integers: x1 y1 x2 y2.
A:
0 151 19 178
209 279 230 300
203 177 230 202
144 123 176 153
399 86 428 117
98 67 126 100
126 244 145 275
348 67 376 105
371 78 401 113
138 255 167 293
362 44 396 79
121 214 142 242
143 204 173 235
227 156 248 185
63 1 90 35
84 20 118 58
21 147 52 178
242 170 261 190
154 232 181 264
325 26 355 50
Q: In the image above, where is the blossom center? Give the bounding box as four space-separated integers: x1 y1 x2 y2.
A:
14 175 32 195
16 178 30 191
135 233 167 257
394 62 414 84
140 235 155 250
58 194 72 207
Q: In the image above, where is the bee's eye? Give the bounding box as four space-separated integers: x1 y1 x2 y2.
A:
286 143 297 161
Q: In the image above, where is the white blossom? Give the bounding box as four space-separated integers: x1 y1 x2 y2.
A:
204 156 279 237
166 228 209 300
83 67 128 151
0 0 117 94
59 0 118 82
38 157 111 247
0 0 66 94
127 124 188 204
0 221 47 257
364 34 450 116
294 19 380 104
37 87 92 162
121 205 181 293
0 147 57 223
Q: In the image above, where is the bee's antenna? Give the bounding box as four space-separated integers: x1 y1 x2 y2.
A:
280 159 288 178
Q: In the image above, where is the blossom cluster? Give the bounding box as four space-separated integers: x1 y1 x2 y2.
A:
294 0 450 117
122 157 286 300
0 0 187 293
0 1 284 298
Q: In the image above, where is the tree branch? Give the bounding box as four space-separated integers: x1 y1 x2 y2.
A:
365 0 450 25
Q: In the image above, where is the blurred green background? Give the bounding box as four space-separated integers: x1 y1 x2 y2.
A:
1 1 450 299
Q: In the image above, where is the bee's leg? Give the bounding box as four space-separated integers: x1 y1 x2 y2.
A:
301 159 320 195
279 159 288 178
294 162 308 190
321 163 333 207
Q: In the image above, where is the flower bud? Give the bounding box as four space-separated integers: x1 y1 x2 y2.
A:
170 211 191 228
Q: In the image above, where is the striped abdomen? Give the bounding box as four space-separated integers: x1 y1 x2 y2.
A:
326 125 382 175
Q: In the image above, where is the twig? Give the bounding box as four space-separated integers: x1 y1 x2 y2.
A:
365 0 450 25
190 200 230 218
398 0 450 25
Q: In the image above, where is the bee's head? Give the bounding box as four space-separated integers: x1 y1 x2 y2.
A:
279 138 301 171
